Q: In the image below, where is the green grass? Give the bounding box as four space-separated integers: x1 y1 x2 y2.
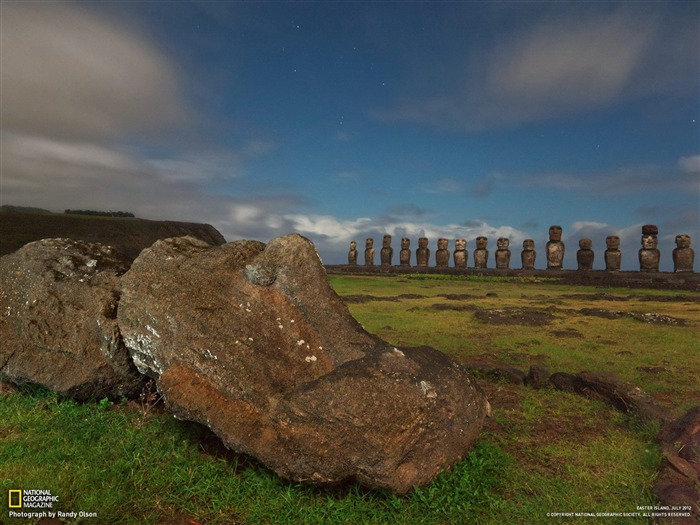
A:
3 275 696 524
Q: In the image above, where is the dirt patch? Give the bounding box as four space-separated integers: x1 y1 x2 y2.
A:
635 294 700 303
342 294 399 304
473 307 556 326
551 328 585 338
579 308 686 325
341 293 427 304
561 293 630 301
429 303 478 312
437 293 479 300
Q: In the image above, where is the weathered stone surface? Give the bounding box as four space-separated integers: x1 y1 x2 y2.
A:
0 239 144 400
549 371 664 422
118 234 487 493
658 406 700 471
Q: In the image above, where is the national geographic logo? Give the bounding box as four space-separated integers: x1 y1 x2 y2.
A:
7 489 59 509
8 490 21 508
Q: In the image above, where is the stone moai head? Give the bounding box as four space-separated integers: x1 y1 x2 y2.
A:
549 226 563 242
418 237 429 249
437 238 448 250
350 240 357 251
476 236 488 249
455 238 466 251
497 237 510 250
579 238 592 250
676 234 691 249
366 238 374 249
383 235 392 248
606 236 620 250
641 224 658 249
401 237 410 249
523 239 535 251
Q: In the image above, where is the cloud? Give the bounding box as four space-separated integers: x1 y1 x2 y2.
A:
420 178 465 194
481 158 697 197
1 2 189 140
678 155 700 174
381 6 698 131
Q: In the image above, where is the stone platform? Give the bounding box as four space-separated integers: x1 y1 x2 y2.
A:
325 265 700 291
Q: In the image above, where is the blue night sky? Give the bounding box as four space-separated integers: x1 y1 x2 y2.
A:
2 1 698 270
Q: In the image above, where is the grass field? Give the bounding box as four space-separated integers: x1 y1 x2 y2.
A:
1 275 698 524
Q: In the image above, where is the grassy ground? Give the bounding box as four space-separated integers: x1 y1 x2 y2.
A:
2 275 698 524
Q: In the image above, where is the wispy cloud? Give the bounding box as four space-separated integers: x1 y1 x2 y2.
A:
380 6 698 131
479 158 697 197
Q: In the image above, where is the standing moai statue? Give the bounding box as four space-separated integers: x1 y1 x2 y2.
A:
521 239 536 270
348 240 358 265
474 236 489 268
453 238 468 268
576 239 594 270
495 237 511 269
546 225 565 270
673 234 694 272
604 235 622 271
639 224 660 272
399 237 411 266
435 238 450 267
416 237 430 267
364 238 375 266
380 235 393 267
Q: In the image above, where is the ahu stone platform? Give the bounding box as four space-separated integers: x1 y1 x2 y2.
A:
325 265 700 291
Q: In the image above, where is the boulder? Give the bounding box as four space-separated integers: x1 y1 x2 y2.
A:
118 234 488 493
0 239 144 400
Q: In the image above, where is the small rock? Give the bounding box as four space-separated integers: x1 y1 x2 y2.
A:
525 365 551 389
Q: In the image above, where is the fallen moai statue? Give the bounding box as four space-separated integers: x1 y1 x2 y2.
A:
0 239 144 400
113 234 488 494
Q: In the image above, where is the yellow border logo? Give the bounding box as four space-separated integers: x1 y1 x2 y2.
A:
9 490 22 508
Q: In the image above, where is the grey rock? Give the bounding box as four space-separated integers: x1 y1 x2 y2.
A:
0 238 144 399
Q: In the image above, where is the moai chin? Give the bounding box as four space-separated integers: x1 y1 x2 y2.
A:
673 234 694 272
521 239 536 270
453 238 468 268
604 236 621 271
546 225 565 270
474 236 489 269
364 238 375 266
576 238 594 270
495 237 511 269
435 238 450 267
348 240 358 265
639 224 660 272
399 237 411 266
416 237 430 267
380 235 393 267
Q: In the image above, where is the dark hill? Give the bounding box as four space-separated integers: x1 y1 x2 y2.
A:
0 211 226 260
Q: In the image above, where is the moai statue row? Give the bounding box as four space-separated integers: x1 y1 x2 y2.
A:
348 229 694 272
